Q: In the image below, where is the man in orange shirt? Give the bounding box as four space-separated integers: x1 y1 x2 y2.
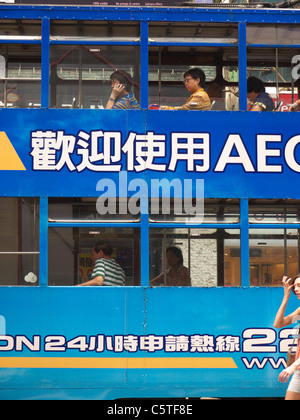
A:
160 68 211 111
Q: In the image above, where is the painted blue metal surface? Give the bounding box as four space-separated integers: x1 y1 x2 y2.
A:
0 286 298 400
0 5 299 24
0 109 299 199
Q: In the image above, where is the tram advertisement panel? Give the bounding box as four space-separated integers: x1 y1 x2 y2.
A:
0 287 296 398
0 109 299 199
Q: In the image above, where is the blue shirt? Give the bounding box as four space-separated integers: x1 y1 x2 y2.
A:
251 92 275 112
112 93 140 110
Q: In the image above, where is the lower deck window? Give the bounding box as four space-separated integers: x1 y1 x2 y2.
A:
48 227 140 286
0 197 299 287
250 229 299 287
150 228 241 287
0 197 39 286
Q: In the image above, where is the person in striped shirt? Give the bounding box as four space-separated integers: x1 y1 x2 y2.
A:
105 70 140 110
79 242 125 287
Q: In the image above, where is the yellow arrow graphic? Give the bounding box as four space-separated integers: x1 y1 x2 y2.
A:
0 132 26 171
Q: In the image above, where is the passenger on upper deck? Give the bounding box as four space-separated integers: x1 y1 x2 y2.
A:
105 70 140 110
289 99 300 112
247 76 275 112
160 68 211 111
79 242 125 286
150 246 191 287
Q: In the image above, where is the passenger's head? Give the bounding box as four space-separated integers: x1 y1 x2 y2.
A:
291 274 300 298
92 241 113 263
110 70 133 92
166 246 184 268
247 76 266 98
183 67 206 91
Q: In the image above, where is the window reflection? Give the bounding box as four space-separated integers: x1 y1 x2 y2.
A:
247 24 300 45
249 229 298 287
249 199 300 224
149 198 239 224
49 197 140 223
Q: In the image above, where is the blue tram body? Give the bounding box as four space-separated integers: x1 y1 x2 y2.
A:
0 4 299 400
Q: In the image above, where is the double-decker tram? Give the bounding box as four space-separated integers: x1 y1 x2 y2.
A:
0 2 300 399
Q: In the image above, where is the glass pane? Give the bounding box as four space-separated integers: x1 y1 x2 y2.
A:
0 198 39 286
0 20 41 37
49 198 140 222
149 22 238 44
225 48 297 85
51 20 139 40
50 45 140 109
249 229 298 287
249 199 300 224
149 46 236 110
247 25 300 45
246 48 299 111
150 228 240 287
48 227 140 286
0 44 41 108
149 198 239 224
204 199 240 223
224 47 298 111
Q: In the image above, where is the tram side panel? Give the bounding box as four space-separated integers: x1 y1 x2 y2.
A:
0 287 294 399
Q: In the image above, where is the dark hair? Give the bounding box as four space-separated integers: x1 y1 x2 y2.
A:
110 70 133 92
247 76 266 94
166 246 184 266
94 242 113 257
291 274 300 295
184 67 206 88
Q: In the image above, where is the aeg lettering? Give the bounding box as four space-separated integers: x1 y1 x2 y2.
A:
30 130 300 174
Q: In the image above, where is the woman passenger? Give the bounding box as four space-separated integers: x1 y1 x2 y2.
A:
274 275 300 400
150 246 191 287
105 70 140 110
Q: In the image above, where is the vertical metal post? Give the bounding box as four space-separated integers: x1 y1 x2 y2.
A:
140 20 149 110
39 197 48 287
240 198 250 287
41 17 50 109
238 22 247 112
275 48 279 106
140 212 150 287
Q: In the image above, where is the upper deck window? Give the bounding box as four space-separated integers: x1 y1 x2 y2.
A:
149 46 235 110
0 44 41 108
247 24 300 45
149 22 238 45
50 44 140 109
0 19 41 40
50 20 140 42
